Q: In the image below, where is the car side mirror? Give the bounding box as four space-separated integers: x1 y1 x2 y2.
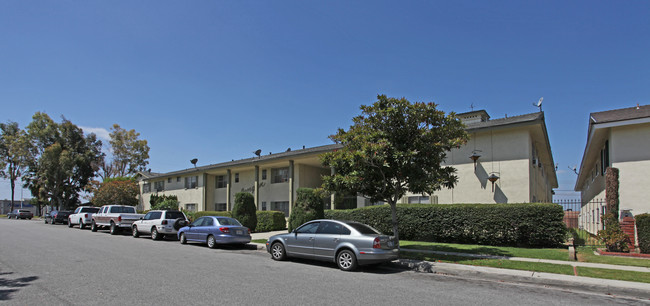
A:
140 217 144 220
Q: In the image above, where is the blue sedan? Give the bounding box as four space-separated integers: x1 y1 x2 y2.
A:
178 216 251 248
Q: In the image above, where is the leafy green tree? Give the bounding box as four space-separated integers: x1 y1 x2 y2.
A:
100 124 150 179
321 95 468 241
23 112 104 210
150 194 179 210
93 177 139 207
232 192 257 232
0 122 30 212
288 188 325 232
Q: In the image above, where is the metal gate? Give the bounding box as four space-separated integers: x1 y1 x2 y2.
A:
554 199 605 246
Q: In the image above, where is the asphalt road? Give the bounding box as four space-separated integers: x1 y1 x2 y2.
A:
0 218 645 306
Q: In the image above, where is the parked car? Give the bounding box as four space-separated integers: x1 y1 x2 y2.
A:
91 205 144 234
68 206 101 229
177 216 251 248
132 210 188 240
45 210 72 225
266 219 399 271
7 209 33 220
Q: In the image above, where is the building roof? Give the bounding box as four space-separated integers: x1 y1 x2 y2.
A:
139 143 342 180
590 104 650 124
464 112 544 132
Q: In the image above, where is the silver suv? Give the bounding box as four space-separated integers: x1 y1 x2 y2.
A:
131 210 188 240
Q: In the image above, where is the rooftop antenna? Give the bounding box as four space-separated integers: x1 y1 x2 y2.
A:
568 165 578 175
253 149 262 158
533 97 543 112
190 158 198 168
470 103 475 111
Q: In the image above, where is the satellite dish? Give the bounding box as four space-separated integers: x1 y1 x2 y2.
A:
533 97 543 111
190 158 198 168
254 149 262 157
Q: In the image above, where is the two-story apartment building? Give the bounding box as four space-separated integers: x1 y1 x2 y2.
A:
138 110 558 214
574 104 650 234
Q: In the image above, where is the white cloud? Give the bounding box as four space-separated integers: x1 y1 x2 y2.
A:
80 126 111 142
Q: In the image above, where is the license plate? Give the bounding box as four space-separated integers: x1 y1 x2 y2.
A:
387 241 394 247
236 230 242 235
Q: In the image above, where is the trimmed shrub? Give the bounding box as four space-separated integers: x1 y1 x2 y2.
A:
256 211 287 232
233 192 257 232
288 188 325 232
152 198 179 211
325 203 567 247
597 213 629 252
635 214 650 254
194 211 232 218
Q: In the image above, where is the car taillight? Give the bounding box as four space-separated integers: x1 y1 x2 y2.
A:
162 220 168 225
373 237 381 249
117 216 122 222
84 214 88 218
219 227 230 233
247 229 251 235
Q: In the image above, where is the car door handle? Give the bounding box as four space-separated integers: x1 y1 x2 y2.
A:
309 237 314 241
333 238 339 242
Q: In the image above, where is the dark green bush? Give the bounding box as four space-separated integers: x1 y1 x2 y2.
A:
194 211 232 218
597 213 629 252
635 214 650 254
256 211 287 232
233 192 257 231
150 194 178 209
288 188 325 232
325 203 567 247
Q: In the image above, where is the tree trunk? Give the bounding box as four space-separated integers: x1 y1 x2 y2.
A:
389 200 400 243
9 173 15 212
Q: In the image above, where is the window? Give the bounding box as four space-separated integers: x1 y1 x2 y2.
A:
407 196 430 204
271 167 289 183
262 201 267 211
177 177 181 182
216 175 227 189
165 211 185 219
317 221 346 235
185 176 198 189
601 140 610 176
185 203 197 212
154 181 164 192
204 217 214 226
143 183 151 193
167 178 172 183
339 197 357 209
262 169 267 180
190 217 204 227
109 206 136 213
271 201 290 217
296 222 320 234
216 217 241 226
347 222 380 235
149 211 162 219
235 173 239 183
215 203 227 211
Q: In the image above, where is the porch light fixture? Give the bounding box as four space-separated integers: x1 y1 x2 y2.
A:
487 173 499 192
470 150 481 170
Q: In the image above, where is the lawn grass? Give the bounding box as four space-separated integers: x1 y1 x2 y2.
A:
400 251 650 283
577 246 650 268
399 241 569 261
251 239 267 244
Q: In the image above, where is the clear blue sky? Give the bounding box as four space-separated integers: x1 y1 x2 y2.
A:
1 1 649 201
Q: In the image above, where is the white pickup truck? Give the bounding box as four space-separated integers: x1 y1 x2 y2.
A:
91 205 144 235
68 206 100 229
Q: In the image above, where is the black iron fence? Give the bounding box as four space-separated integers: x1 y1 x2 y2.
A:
554 198 605 246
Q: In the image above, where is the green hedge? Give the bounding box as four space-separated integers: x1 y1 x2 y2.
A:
325 203 566 247
256 211 287 232
636 214 650 254
192 210 286 233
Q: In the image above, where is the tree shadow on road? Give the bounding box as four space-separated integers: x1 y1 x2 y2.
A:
0 272 39 301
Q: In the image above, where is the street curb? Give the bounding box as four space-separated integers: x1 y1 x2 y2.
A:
392 259 650 300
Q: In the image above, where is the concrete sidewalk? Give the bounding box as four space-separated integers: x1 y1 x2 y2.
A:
400 248 650 273
251 230 287 241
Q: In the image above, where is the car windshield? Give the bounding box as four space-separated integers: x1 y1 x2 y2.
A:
165 211 185 219
216 217 241 226
346 223 381 235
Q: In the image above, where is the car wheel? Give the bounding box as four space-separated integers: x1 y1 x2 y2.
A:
91 221 97 232
79 220 85 229
207 235 217 249
151 228 160 240
44 218 47 224
110 222 118 235
132 226 140 238
271 242 287 261
180 233 187 244
68 219 73 228
336 250 358 271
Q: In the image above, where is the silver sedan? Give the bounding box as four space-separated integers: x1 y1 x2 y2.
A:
266 219 398 271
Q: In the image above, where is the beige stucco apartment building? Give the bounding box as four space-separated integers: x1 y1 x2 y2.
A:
138 110 557 214
575 105 650 234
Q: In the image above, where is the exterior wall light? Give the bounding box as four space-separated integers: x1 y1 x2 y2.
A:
488 173 499 192
470 151 481 170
